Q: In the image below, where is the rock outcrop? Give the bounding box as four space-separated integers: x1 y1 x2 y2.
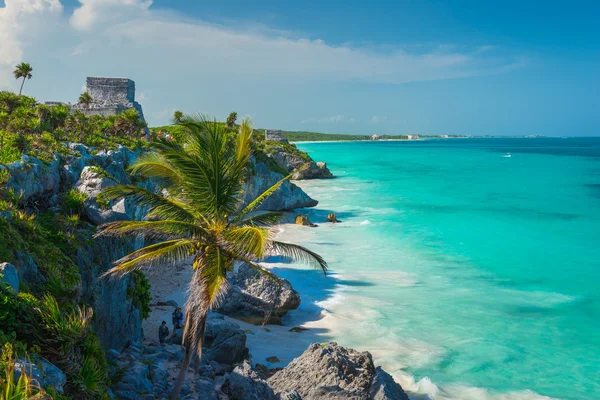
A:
14 356 67 395
241 159 318 211
295 214 317 227
216 263 301 325
267 148 334 180
218 361 278 400
268 342 410 400
0 262 19 293
77 236 144 351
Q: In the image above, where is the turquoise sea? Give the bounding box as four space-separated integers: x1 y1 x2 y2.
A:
281 138 600 400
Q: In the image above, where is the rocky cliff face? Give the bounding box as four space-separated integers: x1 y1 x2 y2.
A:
267 147 334 180
241 159 318 211
76 236 144 350
3 142 318 354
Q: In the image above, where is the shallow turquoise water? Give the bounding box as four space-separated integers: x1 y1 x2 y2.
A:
292 138 600 400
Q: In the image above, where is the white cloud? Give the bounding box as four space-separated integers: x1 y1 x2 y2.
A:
371 115 388 123
0 0 63 86
0 0 526 124
70 0 152 31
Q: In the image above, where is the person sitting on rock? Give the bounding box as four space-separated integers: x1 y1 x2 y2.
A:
172 307 184 330
158 321 169 344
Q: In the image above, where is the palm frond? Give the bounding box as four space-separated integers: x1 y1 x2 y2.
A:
234 211 285 227
95 220 208 241
223 226 272 260
236 118 254 165
102 239 197 278
128 151 184 183
270 241 328 275
98 185 198 223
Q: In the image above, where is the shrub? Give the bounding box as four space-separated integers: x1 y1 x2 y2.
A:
64 189 87 216
127 270 151 319
0 343 46 400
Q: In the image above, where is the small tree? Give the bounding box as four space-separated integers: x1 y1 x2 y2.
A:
78 92 93 108
13 63 33 96
173 110 183 123
226 111 237 129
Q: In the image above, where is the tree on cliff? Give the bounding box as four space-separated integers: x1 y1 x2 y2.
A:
173 110 183 123
95 115 327 400
13 62 33 96
226 111 237 128
78 92 93 108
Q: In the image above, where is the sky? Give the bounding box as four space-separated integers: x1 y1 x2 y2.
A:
1 0 599 136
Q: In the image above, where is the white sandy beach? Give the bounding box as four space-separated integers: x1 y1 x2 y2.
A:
141 223 332 371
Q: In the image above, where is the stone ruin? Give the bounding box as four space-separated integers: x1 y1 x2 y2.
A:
70 77 146 122
265 129 288 143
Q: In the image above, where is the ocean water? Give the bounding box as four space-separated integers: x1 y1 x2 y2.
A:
275 138 600 400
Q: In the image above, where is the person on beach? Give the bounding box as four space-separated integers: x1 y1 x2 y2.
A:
158 321 169 344
172 307 184 330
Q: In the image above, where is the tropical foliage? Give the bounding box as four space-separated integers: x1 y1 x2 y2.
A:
0 91 148 165
96 115 327 399
13 63 33 96
226 111 237 128
173 110 183 123
78 92 93 107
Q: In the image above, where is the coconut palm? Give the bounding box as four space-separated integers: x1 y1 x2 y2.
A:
226 111 237 129
95 115 327 400
13 62 33 96
78 92 93 108
173 110 183 123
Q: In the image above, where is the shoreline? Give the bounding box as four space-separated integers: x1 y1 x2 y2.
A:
142 184 559 400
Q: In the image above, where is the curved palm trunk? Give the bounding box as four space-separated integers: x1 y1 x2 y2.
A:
18 78 25 96
169 314 207 400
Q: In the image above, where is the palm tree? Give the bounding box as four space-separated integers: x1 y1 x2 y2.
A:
78 92 93 108
95 115 327 399
226 111 238 129
173 110 183 123
13 62 33 96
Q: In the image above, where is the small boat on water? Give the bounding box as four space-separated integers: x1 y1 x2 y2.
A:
502 153 512 158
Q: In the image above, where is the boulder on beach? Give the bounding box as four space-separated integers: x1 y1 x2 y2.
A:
216 263 301 325
268 342 410 400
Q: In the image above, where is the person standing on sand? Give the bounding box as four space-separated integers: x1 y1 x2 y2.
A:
158 321 169 344
172 307 184 330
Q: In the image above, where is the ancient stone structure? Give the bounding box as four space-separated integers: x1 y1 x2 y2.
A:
71 77 146 121
265 129 288 143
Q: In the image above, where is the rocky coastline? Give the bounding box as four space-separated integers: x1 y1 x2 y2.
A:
1 141 410 399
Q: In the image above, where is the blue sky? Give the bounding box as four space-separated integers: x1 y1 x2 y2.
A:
1 0 599 136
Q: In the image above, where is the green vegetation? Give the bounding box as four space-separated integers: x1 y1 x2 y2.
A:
78 92 92 107
226 111 238 128
0 344 46 399
127 270 151 320
87 166 116 181
0 285 110 399
0 91 148 166
64 189 88 216
173 110 183 123
280 130 409 142
96 115 327 400
13 63 33 96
